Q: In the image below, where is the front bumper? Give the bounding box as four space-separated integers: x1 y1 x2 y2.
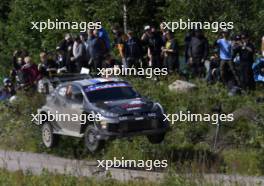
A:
96 116 170 140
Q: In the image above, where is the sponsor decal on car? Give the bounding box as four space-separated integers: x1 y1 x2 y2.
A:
84 82 130 92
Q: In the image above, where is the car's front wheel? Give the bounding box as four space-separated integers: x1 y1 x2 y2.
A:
42 122 59 148
147 133 165 144
84 125 104 153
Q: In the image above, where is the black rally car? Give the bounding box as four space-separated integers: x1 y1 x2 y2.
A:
37 77 170 152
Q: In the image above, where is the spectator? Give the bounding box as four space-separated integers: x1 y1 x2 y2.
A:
3 78 16 96
159 23 167 44
262 36 264 56
98 27 111 51
71 35 87 72
56 33 74 72
141 25 152 68
10 50 29 81
12 50 24 71
141 25 152 44
125 30 143 68
188 29 209 77
184 30 194 64
162 30 179 74
232 34 242 65
146 27 163 68
38 52 58 77
103 54 121 69
0 88 10 101
112 24 127 68
253 53 264 83
80 32 89 68
86 29 95 68
233 33 255 90
21 56 40 88
55 50 67 73
205 50 220 83
90 29 107 72
10 52 25 82
216 30 240 86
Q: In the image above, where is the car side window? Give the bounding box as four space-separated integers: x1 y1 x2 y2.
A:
70 85 83 104
58 86 67 97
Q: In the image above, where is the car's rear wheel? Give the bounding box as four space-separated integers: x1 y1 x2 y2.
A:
84 125 104 153
42 122 59 148
147 133 165 144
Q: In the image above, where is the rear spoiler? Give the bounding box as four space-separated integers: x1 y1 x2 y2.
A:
49 73 92 85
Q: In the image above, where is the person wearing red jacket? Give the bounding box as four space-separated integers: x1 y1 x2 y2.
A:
21 56 40 88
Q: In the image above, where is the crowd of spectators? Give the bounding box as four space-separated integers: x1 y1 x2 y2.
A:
1 24 264 101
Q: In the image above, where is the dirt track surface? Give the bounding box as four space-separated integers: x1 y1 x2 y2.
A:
0 150 263 185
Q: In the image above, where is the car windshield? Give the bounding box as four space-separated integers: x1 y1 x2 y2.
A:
84 83 139 103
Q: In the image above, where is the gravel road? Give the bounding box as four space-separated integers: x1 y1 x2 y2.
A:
0 150 263 185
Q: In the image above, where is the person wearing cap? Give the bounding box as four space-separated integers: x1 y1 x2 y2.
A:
162 30 179 74
125 30 143 68
3 78 16 97
216 29 240 86
233 33 255 90
188 29 209 77
141 25 151 43
140 25 152 68
231 34 242 65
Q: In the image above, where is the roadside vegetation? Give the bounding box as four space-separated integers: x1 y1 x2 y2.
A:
0 169 249 186
0 75 263 176
0 0 264 183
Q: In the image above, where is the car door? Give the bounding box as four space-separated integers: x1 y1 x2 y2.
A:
62 84 84 133
54 85 71 130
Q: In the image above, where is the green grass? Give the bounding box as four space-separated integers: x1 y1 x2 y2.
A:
0 169 243 186
0 169 159 186
222 149 262 176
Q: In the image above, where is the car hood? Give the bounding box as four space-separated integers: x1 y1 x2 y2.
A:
93 98 154 115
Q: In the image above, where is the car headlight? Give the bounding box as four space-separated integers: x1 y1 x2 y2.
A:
99 120 107 129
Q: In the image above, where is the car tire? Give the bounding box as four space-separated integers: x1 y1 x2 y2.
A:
42 122 59 148
84 125 104 153
147 133 165 144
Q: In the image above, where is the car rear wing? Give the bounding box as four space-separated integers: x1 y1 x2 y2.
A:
38 73 93 94
49 73 92 84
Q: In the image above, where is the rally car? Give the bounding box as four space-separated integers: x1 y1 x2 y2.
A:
37 77 170 152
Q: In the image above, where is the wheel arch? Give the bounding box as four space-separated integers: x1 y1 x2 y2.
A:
80 111 96 134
